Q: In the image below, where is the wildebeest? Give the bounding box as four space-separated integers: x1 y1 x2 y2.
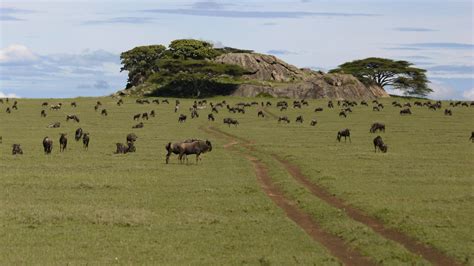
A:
370 122 385 133
41 110 47 117
310 119 317 126
71 102 77 108
165 139 212 164
191 110 199 118
257 111 265 117
66 114 80 122
178 114 187 123
42 102 48 107
373 106 380 112
444 109 452 116
12 144 23 155
127 133 138 143
339 111 347 118
82 133 90 150
278 116 290 123
75 128 83 141
327 101 334 108
96 101 102 106
470 132 474 142
223 118 239 126
208 113 215 121
115 142 135 154
378 103 384 109
337 129 351 142
117 99 124 106
314 107 324 112
142 112 149 120
50 104 62 110
344 108 352 113
6 107 11 113
152 99 160 104
133 113 141 120
400 108 412 115
47 122 61 128
373 136 388 153
296 115 304 123
360 101 368 106
43 137 53 154
59 133 68 152
132 122 144 129
101 109 108 116
150 110 155 117
94 105 99 111
162 99 169 104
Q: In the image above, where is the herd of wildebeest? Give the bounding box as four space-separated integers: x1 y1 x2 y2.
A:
1 97 473 163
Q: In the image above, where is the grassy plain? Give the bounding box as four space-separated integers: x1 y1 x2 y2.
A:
0 96 472 264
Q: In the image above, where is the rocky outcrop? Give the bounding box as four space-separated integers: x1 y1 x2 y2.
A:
215 53 389 99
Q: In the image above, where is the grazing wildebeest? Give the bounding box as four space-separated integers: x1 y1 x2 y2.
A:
75 128 83 141
150 110 155 117
96 101 102 106
12 144 23 155
223 118 239 127
12 103 18 110
370 122 385 133
82 133 90 150
360 101 368 106
178 114 187 123
41 110 47 117
339 111 347 118
191 110 199 118
403 103 411 108
444 109 452 116
142 112 149 120
461 102 468 107
47 122 61 128
152 99 160 104
314 107 324 112
211 106 219 113
59 133 68 152
328 101 334 108
310 119 317 126
257 111 265 117
400 108 412 115
133 113 141 120
208 113 215 121
117 99 124 106
344 108 352 113
373 106 380 112
132 122 144 129
101 109 108 116
469 132 474 142
278 116 290 123
6 107 11 113
373 136 388 153
66 114 80 122
296 115 304 123
162 99 169 104
337 129 351 143
393 103 402 108
280 106 287 111
115 143 130 154
71 102 77 108
43 137 53 154
266 101 272 107
414 101 422 107
378 103 384 109
42 102 48 107
127 133 138 143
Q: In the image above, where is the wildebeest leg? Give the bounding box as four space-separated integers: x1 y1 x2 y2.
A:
166 151 171 164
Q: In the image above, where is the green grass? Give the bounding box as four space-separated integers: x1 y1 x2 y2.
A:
0 96 472 264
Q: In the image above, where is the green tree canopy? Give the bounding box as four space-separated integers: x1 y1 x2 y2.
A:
330 57 432 96
168 39 220 60
120 45 166 88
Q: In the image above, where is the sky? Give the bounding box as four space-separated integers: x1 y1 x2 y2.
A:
0 0 473 99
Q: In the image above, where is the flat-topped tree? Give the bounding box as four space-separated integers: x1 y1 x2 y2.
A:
330 57 432 97
120 45 166 88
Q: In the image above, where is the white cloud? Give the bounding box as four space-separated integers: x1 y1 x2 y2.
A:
462 88 474 100
429 83 457 100
0 91 20 98
0 44 38 64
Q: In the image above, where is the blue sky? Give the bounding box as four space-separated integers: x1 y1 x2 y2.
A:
0 0 473 99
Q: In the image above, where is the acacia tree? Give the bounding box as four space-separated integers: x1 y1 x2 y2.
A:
330 57 432 96
120 45 166 88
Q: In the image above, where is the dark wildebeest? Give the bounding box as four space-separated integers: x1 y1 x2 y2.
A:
150 110 155 117
208 113 215 121
444 109 452 116
42 102 48 107
337 129 351 143
94 104 99 111
257 111 265 117
373 136 388 153
339 111 347 118
47 122 61 128
71 102 77 108
152 99 160 104
296 115 304 123
378 103 384 109
400 108 412 115
370 122 385 133
178 114 187 123
142 112 149 120
328 101 334 108
469 132 474 142
96 101 102 106
6 107 11 113
223 118 239 127
162 99 169 104
82 133 90 150
212 106 219 113
117 99 124 106
373 106 380 112
278 116 290 123
132 122 144 129
43 137 53 154
41 110 47 117
12 144 23 155
66 114 80 122
178 140 212 164
165 139 199 164
310 119 317 126
133 113 141 120
344 108 352 113
280 106 287 111
115 143 131 154
59 133 67 152
314 107 324 112
127 133 138 143
393 103 402 108
75 128 83 141
360 101 368 106
191 110 199 118
101 109 108 116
